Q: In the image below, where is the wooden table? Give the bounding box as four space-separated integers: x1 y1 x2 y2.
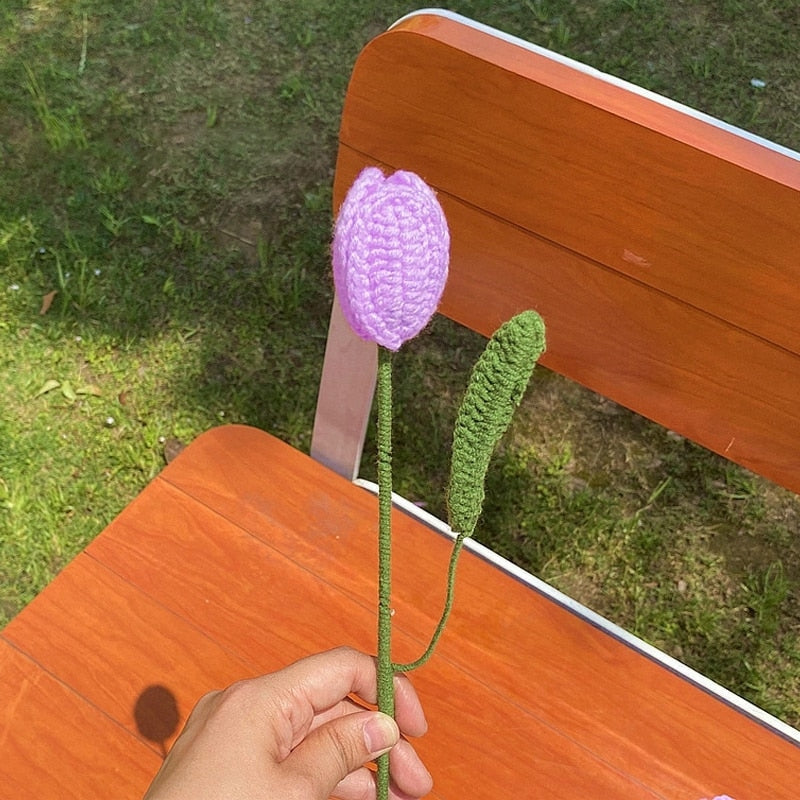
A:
2 425 797 798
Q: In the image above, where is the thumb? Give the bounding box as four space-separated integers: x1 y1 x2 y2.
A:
284 711 399 797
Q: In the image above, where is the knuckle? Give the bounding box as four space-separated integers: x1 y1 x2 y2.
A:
328 644 361 662
218 678 255 708
210 677 266 726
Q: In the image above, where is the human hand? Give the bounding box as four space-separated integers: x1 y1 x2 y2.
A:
142 647 432 800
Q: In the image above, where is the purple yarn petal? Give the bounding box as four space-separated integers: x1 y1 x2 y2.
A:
332 167 450 350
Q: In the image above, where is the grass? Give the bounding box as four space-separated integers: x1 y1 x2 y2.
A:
1 0 799 724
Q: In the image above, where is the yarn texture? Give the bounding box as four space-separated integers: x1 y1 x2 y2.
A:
332 167 450 351
448 310 546 537
330 167 547 799
331 166 449 800
395 310 546 674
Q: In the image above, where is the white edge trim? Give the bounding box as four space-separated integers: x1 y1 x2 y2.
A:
390 9 800 164
354 476 800 746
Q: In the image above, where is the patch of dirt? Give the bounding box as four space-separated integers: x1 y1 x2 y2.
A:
215 218 265 264
512 366 800 599
713 482 800 589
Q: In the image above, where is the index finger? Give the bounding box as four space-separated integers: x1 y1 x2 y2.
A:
269 647 428 737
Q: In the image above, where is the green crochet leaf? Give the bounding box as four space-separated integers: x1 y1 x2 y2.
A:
447 310 546 537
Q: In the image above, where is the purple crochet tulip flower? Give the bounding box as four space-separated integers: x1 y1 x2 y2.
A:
332 167 450 351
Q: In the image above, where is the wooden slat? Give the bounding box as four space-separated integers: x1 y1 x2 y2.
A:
80 458 651 799
341 12 800 355
3 425 798 797
335 144 800 494
331 12 800 494
79 432 655 798
88 474 376 666
0 643 160 799
2 553 252 753
107 425 799 798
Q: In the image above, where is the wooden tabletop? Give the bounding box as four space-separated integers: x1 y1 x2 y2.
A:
1 425 798 798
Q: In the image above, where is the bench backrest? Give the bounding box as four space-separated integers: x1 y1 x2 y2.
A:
312 10 800 494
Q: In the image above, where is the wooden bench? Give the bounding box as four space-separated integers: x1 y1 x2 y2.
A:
2 10 799 798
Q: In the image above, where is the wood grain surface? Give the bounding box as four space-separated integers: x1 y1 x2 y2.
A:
334 13 800 493
4 426 796 797
344 13 800 354
0 644 161 799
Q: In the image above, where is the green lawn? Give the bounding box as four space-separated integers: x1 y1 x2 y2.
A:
1 0 799 724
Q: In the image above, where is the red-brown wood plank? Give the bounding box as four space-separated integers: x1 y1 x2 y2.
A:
333 14 800 495
401 13 796 184
3 552 252 753
76 437 653 798
334 143 800 494
101 425 799 798
0 643 160 799
89 478 376 667
87 484 641 799
4 425 797 796
342 13 800 355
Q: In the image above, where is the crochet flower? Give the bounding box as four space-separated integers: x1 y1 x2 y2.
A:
332 167 450 351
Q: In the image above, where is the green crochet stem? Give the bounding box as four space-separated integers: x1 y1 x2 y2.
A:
374 312 544 800
376 345 394 800
392 311 546 674
392 532 466 673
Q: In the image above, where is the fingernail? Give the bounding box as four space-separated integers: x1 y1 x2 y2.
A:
364 713 399 756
